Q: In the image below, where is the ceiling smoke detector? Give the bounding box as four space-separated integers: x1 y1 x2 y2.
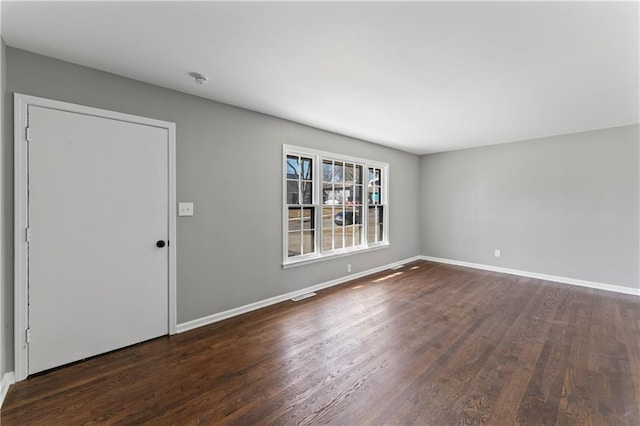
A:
190 72 208 85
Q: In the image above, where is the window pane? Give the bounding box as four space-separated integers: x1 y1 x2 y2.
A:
288 207 302 231
354 225 362 246
345 185 354 205
322 184 330 204
345 225 354 248
333 206 345 225
367 206 384 243
344 163 354 183
368 167 381 204
302 231 314 254
287 156 299 179
354 206 362 224
301 181 313 204
334 226 344 249
301 157 312 180
368 206 378 243
323 227 333 251
334 162 344 183
288 231 301 257
287 180 299 204
353 185 363 205
338 206 360 226
321 205 333 228
355 165 363 184
302 207 314 230
322 205 335 252
367 207 376 243
322 160 333 183
336 184 346 205
369 188 380 204
346 185 356 205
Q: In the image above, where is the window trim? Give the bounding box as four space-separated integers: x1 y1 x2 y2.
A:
282 145 389 268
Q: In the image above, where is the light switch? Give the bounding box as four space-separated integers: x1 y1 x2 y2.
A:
178 202 194 217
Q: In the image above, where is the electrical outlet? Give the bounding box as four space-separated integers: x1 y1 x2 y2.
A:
494 249 501 257
178 202 194 217
347 264 352 273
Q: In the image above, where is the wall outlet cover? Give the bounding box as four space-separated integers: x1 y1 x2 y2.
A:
178 202 194 216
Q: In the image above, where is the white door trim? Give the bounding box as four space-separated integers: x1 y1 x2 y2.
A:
14 93 177 381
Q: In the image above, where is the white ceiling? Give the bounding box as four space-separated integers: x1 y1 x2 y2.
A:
2 1 638 154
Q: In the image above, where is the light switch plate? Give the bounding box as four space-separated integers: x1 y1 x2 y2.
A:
178 202 194 217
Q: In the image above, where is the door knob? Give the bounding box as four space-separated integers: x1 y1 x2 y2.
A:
156 240 166 248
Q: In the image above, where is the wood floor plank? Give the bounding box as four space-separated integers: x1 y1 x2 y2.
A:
2 260 638 425
444 278 560 424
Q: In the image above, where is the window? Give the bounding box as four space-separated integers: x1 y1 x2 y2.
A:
286 155 315 257
367 166 384 244
283 145 388 267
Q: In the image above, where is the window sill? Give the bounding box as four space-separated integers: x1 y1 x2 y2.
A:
282 243 389 269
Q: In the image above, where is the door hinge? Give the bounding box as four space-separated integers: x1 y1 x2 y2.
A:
25 127 31 142
25 227 32 242
26 328 32 344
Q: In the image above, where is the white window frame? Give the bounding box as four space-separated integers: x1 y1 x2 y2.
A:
282 145 389 268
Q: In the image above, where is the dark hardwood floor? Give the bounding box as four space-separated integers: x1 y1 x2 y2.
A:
2 260 639 425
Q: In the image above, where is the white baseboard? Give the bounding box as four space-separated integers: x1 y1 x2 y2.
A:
176 256 421 333
1 372 15 407
420 255 640 296
177 254 637 334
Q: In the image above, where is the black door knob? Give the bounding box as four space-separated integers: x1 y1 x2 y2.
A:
156 240 166 248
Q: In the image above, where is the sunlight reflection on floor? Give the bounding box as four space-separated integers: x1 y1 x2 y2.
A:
372 271 403 282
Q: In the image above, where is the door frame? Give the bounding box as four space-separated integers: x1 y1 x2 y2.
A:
14 93 177 381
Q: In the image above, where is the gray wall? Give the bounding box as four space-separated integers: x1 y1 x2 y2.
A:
3 48 419 349
2 46 638 377
420 125 640 289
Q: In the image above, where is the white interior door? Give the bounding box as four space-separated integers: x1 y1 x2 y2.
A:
27 105 170 375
